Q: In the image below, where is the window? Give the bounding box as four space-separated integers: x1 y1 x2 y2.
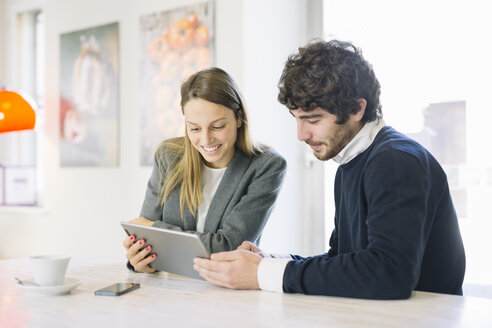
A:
0 10 44 208
323 0 492 297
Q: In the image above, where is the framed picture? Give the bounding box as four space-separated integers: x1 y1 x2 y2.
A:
139 2 214 166
59 22 119 167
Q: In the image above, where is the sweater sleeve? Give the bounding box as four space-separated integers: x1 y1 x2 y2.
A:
283 150 433 299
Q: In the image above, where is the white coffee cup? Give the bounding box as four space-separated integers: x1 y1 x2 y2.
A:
30 255 71 286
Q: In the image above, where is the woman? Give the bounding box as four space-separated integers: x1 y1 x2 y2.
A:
124 67 286 273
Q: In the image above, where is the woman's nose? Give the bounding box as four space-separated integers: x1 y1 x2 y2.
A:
201 130 214 145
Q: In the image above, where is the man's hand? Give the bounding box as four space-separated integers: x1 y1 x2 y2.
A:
193 250 262 290
237 241 272 258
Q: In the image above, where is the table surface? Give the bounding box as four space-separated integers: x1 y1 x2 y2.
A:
1 255 491 328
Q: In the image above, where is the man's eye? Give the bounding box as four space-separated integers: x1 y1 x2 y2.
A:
212 125 225 130
308 120 319 124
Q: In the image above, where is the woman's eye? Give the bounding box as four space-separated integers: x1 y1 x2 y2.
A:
212 125 225 130
189 127 200 132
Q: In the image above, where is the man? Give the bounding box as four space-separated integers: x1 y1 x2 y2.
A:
193 40 466 299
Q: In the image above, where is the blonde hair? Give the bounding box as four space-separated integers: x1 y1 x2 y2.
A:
159 67 262 217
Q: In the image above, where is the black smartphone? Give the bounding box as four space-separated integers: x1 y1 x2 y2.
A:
94 283 140 296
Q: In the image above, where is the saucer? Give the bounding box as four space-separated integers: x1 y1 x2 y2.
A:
16 277 82 296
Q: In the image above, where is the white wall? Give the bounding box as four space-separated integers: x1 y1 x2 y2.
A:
0 0 4 85
0 0 318 259
242 0 324 255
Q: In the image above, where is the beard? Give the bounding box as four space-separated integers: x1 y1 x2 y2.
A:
309 123 359 161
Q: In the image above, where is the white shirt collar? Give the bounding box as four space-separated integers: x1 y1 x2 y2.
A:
333 118 385 165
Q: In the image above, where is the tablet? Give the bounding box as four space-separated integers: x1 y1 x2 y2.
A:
121 222 210 280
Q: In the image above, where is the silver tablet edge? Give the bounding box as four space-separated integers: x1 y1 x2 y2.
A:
120 221 210 257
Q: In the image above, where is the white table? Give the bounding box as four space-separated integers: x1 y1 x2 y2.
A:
1 255 491 327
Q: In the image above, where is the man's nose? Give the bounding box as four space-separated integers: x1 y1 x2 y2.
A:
297 121 311 142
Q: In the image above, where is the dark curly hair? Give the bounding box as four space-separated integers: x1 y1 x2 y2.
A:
278 39 382 124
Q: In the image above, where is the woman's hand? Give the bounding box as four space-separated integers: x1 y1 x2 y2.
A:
129 216 154 226
122 217 157 273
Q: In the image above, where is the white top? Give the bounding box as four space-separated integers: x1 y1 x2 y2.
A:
197 164 227 232
258 118 386 292
333 118 386 165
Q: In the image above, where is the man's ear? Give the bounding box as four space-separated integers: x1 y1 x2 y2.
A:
353 98 367 122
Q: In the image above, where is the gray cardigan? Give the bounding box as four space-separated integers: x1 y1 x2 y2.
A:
140 140 287 253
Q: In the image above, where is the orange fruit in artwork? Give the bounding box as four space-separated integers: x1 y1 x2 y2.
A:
187 13 198 27
194 25 209 46
168 18 194 52
152 73 162 87
172 94 183 111
194 47 212 70
181 47 198 65
157 108 185 138
181 64 196 81
154 85 173 110
148 34 169 62
159 51 181 82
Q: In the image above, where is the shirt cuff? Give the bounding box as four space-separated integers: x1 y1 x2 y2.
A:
270 253 291 259
257 257 291 292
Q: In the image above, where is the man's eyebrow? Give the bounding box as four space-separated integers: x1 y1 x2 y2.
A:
288 110 324 119
289 112 323 120
298 113 323 120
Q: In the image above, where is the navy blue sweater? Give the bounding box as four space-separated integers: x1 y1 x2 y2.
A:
283 126 465 299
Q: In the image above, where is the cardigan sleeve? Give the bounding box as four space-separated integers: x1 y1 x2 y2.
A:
139 151 166 221
283 150 435 299
140 142 183 223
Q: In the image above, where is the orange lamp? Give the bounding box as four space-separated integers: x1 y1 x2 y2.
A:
0 89 36 133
